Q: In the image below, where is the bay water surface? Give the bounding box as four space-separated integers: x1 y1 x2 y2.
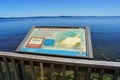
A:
0 16 120 61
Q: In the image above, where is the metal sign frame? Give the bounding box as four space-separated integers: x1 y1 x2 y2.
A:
16 26 93 59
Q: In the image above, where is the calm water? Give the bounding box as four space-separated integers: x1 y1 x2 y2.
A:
0 16 120 61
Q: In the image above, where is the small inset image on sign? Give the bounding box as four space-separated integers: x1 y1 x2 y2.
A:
26 37 44 48
44 39 54 46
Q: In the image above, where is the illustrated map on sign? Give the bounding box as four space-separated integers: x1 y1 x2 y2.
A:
20 27 87 57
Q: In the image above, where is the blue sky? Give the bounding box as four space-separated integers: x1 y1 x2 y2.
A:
0 0 120 17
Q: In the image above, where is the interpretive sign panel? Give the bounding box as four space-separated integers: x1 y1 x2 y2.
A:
16 26 93 59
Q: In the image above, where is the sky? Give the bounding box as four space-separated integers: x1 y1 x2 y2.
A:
0 0 120 17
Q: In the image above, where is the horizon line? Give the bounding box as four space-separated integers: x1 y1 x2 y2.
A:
0 16 120 18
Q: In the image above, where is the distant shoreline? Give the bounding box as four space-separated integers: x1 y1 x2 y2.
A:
0 16 120 19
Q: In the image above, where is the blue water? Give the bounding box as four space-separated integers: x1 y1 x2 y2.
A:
0 16 120 61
